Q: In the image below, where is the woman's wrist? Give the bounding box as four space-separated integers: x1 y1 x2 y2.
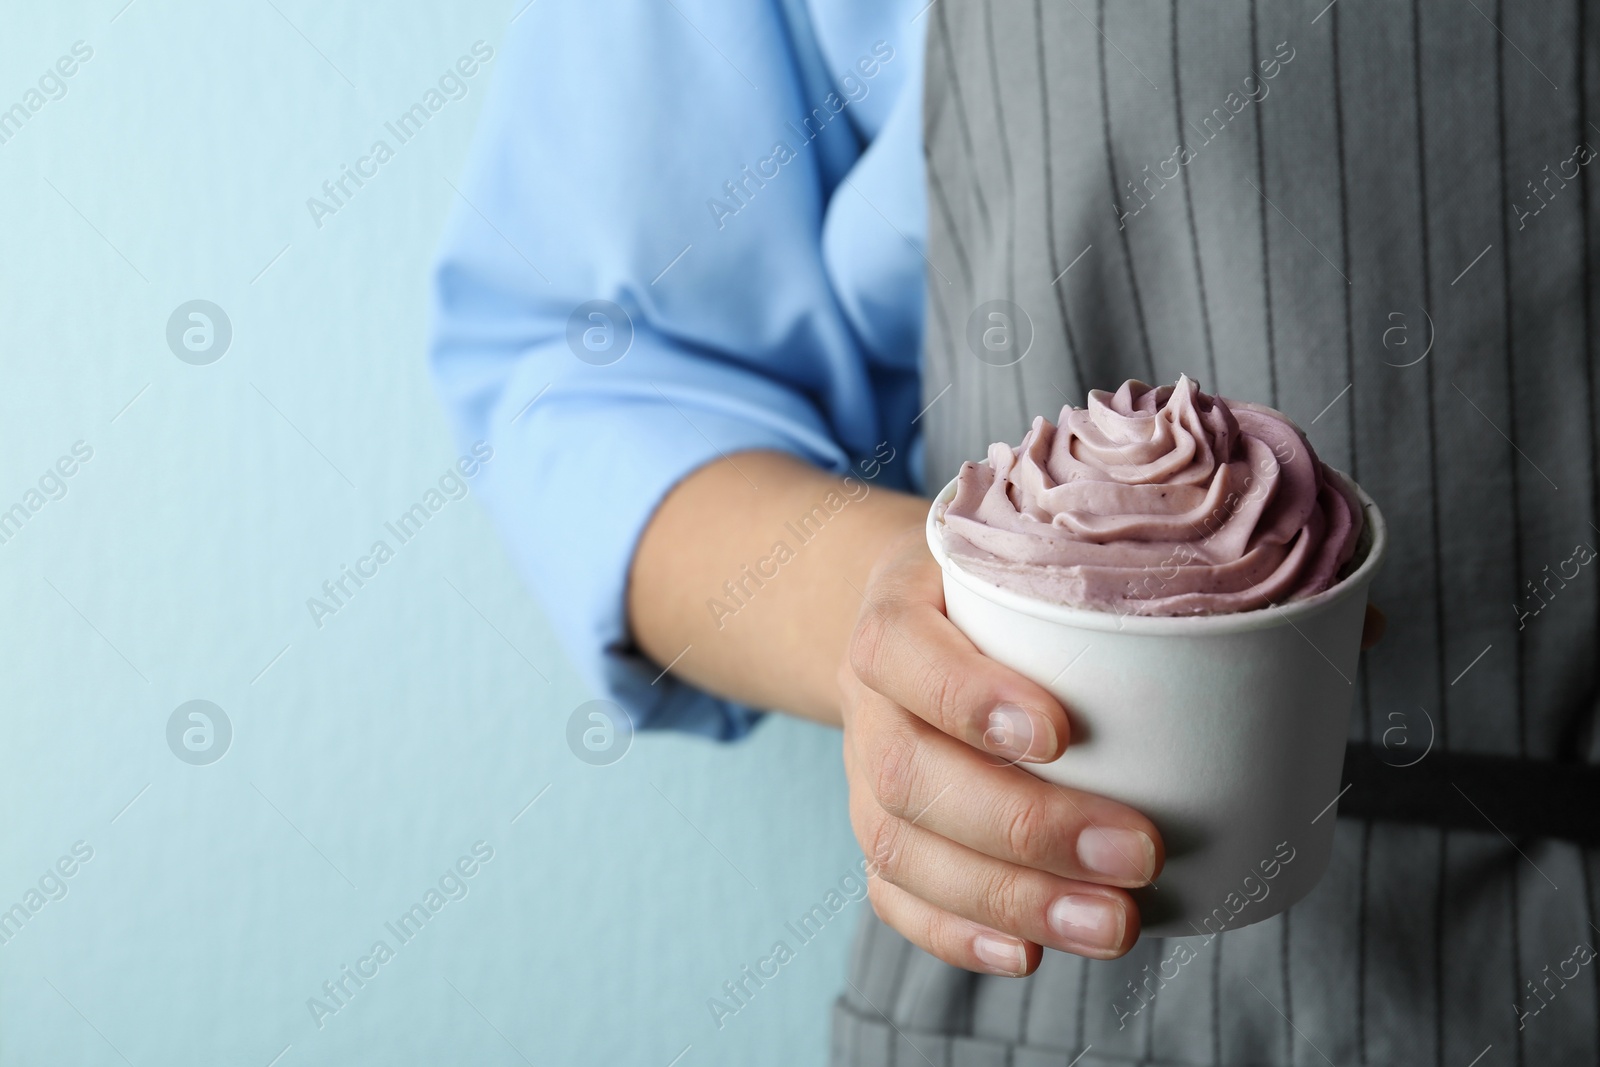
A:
628 450 927 726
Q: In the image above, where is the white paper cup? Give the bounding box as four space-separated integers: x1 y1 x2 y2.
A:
926 471 1387 938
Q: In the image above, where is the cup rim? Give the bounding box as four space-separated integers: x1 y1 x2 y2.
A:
925 467 1388 635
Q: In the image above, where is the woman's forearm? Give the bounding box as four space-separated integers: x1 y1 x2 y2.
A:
627 450 928 726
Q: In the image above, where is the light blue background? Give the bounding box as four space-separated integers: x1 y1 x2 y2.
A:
0 2 861 1063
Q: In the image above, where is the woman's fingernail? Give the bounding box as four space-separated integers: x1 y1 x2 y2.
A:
1076 827 1156 884
1048 894 1125 952
984 704 1055 762
972 932 1028 976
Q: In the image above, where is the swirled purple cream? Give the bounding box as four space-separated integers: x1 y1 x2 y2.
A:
937 377 1365 615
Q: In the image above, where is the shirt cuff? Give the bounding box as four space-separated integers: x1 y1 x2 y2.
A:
466 337 852 741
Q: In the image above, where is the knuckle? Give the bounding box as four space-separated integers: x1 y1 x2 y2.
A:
912 907 951 960
918 663 968 733
862 811 907 885
979 865 1029 927
870 727 920 816
847 609 890 687
1001 798 1054 867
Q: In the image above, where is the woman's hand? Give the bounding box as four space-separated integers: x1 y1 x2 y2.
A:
632 452 1382 979
839 527 1164 977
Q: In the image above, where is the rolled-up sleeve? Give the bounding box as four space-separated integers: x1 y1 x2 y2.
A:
428 1 922 738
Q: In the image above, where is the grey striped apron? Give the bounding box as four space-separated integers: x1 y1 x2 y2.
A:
831 1 1600 1064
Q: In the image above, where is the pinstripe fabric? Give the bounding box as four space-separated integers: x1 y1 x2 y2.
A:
832 2 1600 1064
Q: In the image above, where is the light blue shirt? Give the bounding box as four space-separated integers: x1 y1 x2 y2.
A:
429 0 927 738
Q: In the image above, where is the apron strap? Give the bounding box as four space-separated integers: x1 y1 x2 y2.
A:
1338 742 1600 846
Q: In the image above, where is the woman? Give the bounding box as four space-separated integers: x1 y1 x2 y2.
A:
431 0 1600 1062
